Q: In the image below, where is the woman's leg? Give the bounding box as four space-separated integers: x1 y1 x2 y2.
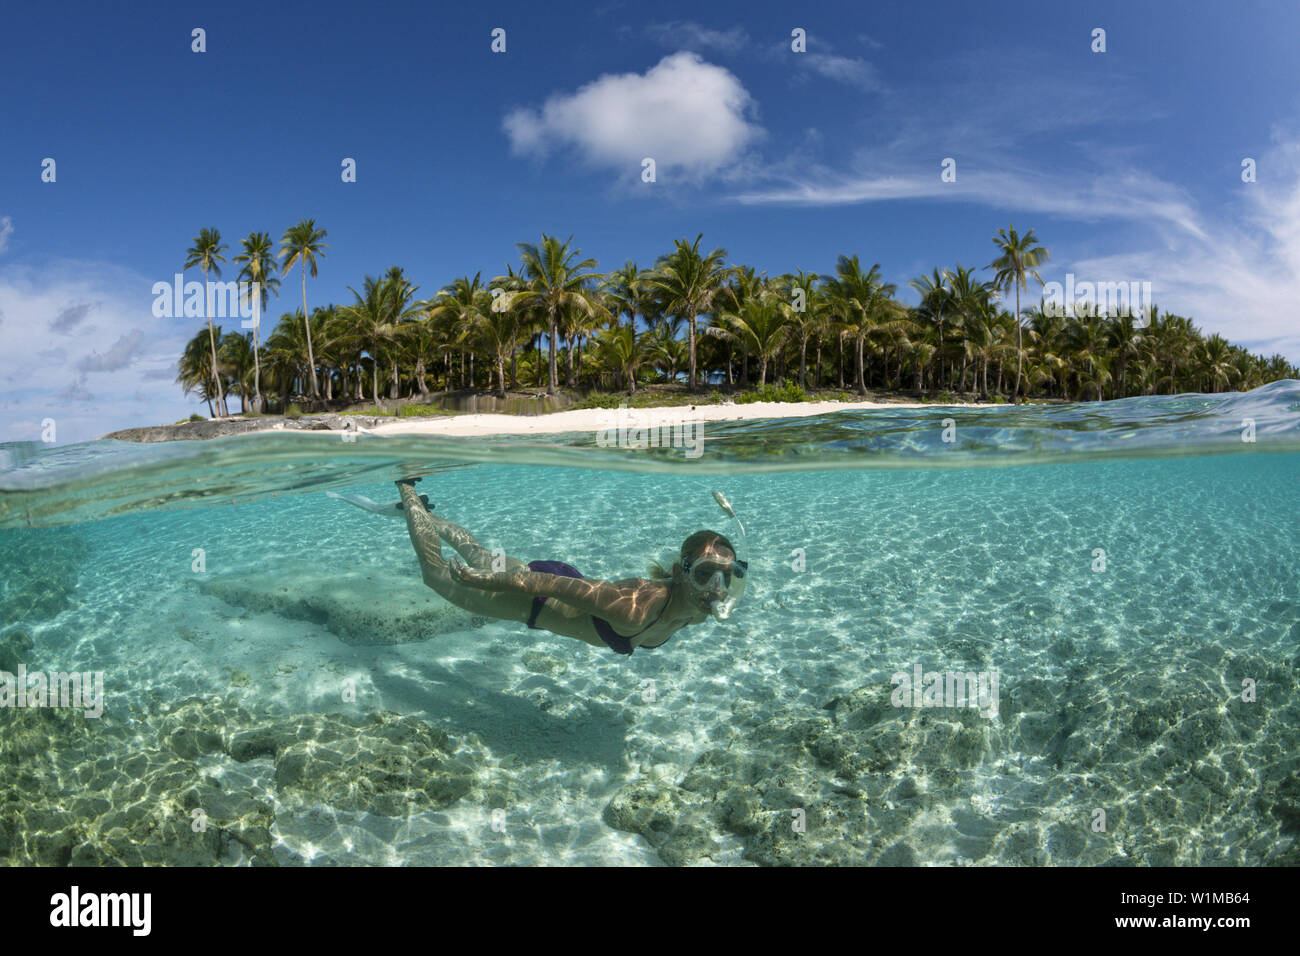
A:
420 503 527 572
396 482 531 621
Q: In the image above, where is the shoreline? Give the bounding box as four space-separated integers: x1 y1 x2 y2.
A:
369 398 987 438
102 397 996 443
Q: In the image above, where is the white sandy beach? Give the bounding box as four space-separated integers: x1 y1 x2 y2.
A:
360 399 979 439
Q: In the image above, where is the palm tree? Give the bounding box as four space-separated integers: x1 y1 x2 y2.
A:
341 275 404 405
1108 311 1144 399
641 323 687 383
606 261 649 336
429 274 515 396
1200 334 1236 392
988 225 1050 402
595 325 644 394
946 265 989 394
824 255 892 396
184 228 229 416
716 290 791 387
964 300 1001 399
909 268 952 390
233 231 280 412
279 219 329 399
219 331 256 413
264 310 313 408
648 234 731 390
379 266 422 398
1027 301 1068 398
780 270 822 388
507 235 607 395
1067 306 1112 400
176 327 218 417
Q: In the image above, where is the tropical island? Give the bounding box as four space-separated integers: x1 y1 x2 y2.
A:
162 219 1298 436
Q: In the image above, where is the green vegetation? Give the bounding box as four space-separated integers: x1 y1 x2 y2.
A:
734 380 810 404
174 222 1300 417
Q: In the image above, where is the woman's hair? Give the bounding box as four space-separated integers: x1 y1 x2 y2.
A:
647 530 736 580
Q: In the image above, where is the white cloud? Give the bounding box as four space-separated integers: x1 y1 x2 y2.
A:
503 52 761 181
0 216 12 255
0 261 207 443
1069 136 1300 360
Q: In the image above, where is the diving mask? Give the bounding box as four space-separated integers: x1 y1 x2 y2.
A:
683 555 748 621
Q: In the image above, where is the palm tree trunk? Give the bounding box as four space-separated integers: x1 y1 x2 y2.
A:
301 266 319 399
855 335 867 396
206 318 225 417
547 306 558 395
253 318 262 413
1013 284 1022 402
202 266 227 416
687 314 699 390
799 335 808 388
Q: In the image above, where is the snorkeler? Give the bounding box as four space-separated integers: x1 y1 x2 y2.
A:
354 480 747 655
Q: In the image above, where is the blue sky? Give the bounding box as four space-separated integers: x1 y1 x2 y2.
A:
2 0 1299 441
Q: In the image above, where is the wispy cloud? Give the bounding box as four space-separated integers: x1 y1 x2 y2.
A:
1069 134 1300 360
801 53 881 92
0 217 12 255
734 165 1206 240
76 329 146 373
50 300 97 333
640 21 883 93
642 20 750 54
0 261 200 442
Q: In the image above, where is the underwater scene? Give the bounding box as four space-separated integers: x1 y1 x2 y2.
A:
1 383 1298 866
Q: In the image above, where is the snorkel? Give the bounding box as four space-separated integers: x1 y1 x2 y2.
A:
693 491 748 622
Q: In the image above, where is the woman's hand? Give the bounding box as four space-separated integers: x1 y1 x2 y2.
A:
447 558 484 586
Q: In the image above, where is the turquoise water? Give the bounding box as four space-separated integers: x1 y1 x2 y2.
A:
1 383 1298 865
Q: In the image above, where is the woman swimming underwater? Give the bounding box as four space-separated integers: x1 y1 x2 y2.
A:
336 480 747 656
